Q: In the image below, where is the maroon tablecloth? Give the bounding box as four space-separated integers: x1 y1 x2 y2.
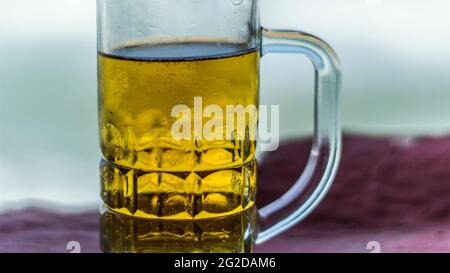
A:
2 135 450 253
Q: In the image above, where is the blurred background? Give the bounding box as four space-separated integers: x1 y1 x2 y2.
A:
0 0 449 209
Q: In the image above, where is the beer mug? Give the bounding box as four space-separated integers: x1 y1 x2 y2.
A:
98 0 341 253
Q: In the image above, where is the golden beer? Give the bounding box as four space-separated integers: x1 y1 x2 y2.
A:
98 42 259 252
100 205 258 253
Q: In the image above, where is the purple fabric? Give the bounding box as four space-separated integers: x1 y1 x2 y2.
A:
2 135 450 253
0 209 99 253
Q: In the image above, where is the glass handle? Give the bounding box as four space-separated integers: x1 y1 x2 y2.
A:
256 28 342 244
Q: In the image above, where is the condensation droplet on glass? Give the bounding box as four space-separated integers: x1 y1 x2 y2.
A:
231 0 243 6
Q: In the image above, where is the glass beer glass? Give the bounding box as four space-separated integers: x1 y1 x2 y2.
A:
98 0 341 253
